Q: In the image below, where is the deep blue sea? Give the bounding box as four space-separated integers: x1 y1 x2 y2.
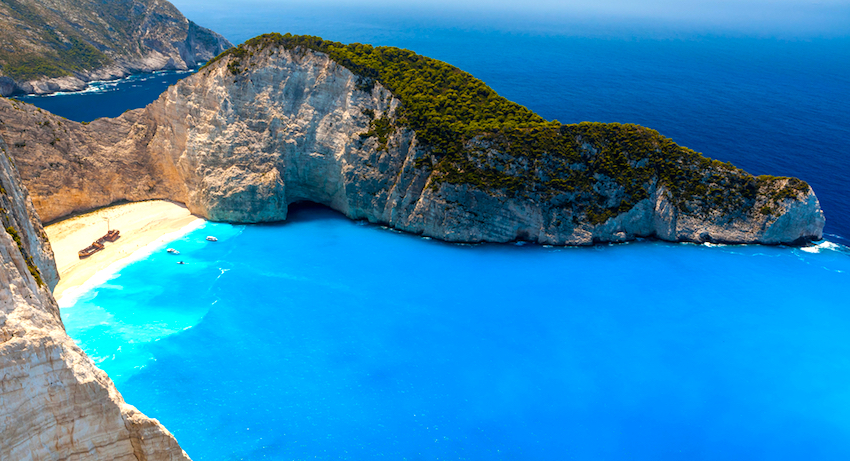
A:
17 69 196 121
25 6 850 460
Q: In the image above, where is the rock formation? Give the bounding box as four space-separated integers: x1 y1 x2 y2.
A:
0 135 190 460
0 35 825 244
0 0 231 96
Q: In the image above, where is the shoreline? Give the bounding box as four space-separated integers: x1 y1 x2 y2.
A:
45 200 205 304
10 67 200 99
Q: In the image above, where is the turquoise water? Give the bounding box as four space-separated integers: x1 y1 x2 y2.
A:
62 205 850 460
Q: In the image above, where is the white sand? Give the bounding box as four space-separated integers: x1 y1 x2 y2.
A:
45 200 204 301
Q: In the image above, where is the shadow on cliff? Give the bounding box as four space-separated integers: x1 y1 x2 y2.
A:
277 201 350 225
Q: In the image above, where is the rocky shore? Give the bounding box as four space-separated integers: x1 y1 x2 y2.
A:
0 32 830 460
0 0 231 96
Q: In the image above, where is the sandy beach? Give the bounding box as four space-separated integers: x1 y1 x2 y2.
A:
45 200 204 301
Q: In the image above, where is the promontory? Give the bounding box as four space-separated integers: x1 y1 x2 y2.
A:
0 0 232 96
0 33 825 245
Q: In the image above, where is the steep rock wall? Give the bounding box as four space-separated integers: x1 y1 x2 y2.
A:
1 44 825 244
0 99 187 222
0 136 190 460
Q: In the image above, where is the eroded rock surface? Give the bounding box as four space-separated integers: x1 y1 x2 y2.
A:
0 136 190 460
0 35 828 460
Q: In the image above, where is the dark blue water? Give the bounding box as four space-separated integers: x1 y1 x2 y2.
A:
62 205 850 460
15 70 195 121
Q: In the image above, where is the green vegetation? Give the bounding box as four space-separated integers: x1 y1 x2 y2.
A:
0 0 110 81
205 33 810 221
3 225 44 286
0 37 109 81
1 53 68 80
360 115 394 151
205 34 545 147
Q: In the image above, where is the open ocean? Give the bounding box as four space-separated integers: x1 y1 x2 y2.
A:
24 6 850 460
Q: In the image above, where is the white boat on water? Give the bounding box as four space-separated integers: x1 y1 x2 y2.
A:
167 248 180 255
206 236 218 242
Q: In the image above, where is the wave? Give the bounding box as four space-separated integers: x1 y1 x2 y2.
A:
799 240 848 255
17 69 197 99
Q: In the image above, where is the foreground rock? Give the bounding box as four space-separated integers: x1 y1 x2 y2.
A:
0 36 825 244
0 136 190 459
0 0 231 96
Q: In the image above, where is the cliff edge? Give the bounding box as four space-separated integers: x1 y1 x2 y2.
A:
0 34 825 244
0 135 190 459
0 0 232 96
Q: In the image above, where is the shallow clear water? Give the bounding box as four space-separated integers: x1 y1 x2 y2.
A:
62 205 850 460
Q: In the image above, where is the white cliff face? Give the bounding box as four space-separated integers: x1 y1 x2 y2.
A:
0 137 190 460
1 44 826 245
144 46 823 245
146 45 410 224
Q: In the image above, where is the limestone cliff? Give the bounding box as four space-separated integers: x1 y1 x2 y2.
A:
0 0 231 96
0 35 825 244
0 135 190 459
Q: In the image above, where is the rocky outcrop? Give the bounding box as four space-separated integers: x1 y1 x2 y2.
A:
0 99 187 222
0 136 190 460
0 0 231 96
0 40 825 244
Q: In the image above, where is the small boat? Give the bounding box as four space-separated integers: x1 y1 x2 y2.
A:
177 261 185 265
206 236 218 242
78 241 105 258
78 245 99 258
104 229 121 242
167 248 180 255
